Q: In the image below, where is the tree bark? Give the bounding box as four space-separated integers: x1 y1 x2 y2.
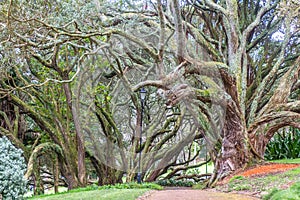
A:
53 157 59 194
208 102 253 186
59 157 79 190
34 159 44 195
88 152 123 186
62 81 87 186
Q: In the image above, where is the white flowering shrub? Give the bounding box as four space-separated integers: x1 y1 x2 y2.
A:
0 136 27 199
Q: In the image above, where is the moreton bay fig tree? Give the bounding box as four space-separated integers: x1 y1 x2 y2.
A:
0 0 300 188
85 0 300 186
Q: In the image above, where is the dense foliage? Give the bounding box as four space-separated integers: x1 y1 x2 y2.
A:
0 136 27 199
265 128 300 160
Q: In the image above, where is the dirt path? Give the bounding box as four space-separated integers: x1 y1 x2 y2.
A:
137 189 259 200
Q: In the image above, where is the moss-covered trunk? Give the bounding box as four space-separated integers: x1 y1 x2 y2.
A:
209 102 254 186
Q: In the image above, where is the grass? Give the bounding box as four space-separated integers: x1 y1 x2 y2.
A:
197 161 214 174
270 158 300 164
25 187 68 197
28 182 162 200
217 164 300 197
263 182 300 200
28 189 150 200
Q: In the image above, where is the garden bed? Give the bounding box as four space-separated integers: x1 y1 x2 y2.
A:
238 163 300 177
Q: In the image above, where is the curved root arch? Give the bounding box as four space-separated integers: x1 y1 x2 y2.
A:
25 143 63 179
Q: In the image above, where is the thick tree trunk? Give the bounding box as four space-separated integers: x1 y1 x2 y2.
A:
60 165 79 190
210 103 252 186
88 153 123 186
249 133 270 158
63 82 87 186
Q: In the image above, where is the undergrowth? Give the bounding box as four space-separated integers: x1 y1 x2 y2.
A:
263 182 300 200
216 166 300 198
156 179 194 187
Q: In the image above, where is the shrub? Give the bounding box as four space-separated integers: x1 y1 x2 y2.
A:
156 179 194 187
265 128 300 160
0 136 27 199
98 182 163 190
66 182 163 193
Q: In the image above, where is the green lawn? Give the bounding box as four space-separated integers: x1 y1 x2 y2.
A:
29 189 150 200
270 158 300 164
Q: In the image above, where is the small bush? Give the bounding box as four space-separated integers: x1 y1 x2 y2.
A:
156 179 194 187
0 136 27 199
71 182 163 192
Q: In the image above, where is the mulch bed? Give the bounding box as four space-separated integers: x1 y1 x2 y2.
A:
238 163 300 177
218 163 300 185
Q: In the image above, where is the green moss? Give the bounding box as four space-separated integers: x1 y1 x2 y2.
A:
196 89 210 97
